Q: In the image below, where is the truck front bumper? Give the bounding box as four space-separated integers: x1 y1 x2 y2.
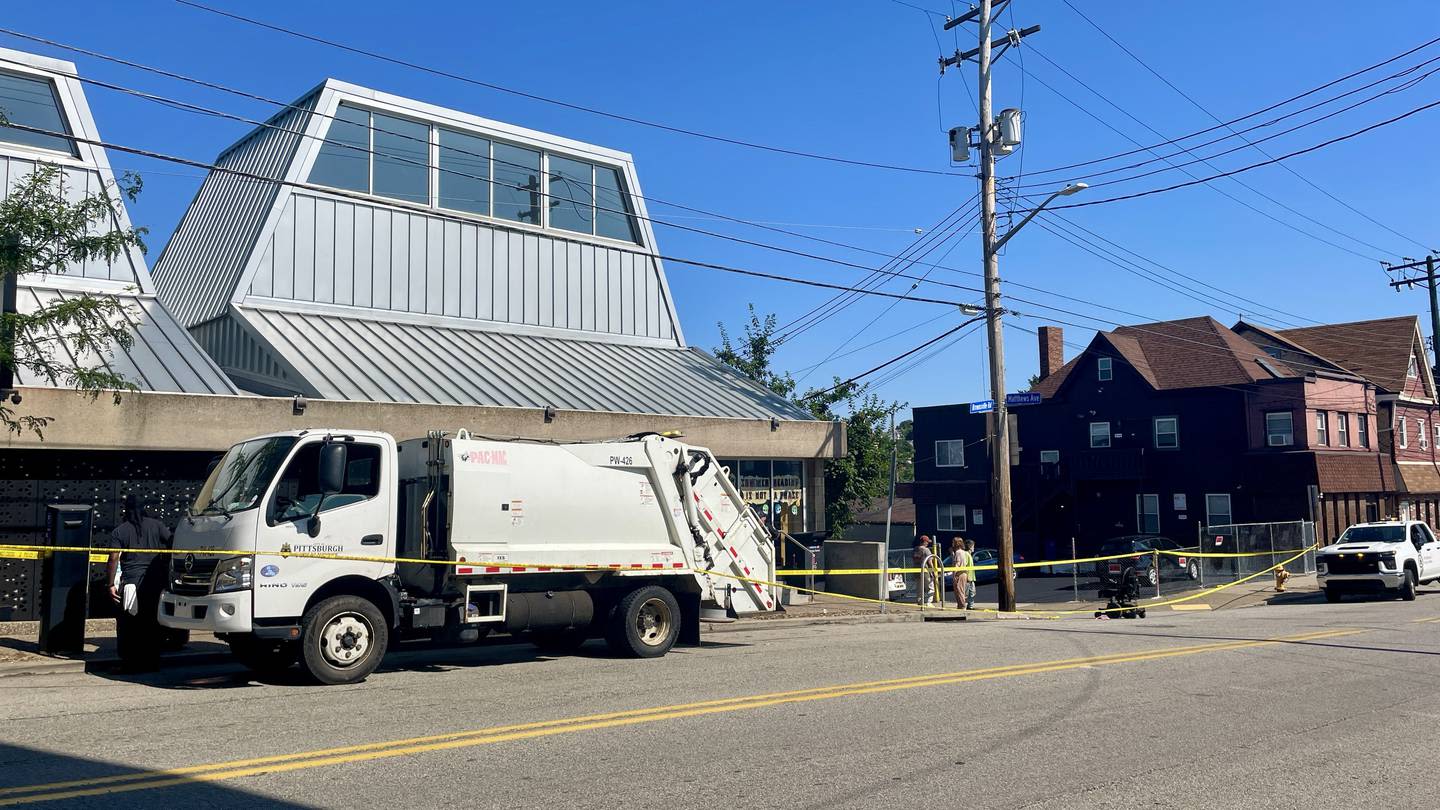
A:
1319 571 1404 591
158 590 253 634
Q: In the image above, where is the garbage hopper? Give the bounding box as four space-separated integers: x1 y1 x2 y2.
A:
38 504 92 655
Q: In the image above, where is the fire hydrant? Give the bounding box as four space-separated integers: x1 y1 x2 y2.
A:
1274 568 1291 592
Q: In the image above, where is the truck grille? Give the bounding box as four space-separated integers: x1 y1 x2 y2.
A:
1324 555 1380 576
170 556 218 596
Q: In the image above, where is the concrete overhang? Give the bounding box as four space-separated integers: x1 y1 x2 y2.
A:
3 388 847 459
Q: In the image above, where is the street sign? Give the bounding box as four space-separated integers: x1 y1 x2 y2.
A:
1005 392 1042 407
969 399 995 414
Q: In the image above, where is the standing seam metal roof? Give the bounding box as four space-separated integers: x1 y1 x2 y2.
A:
234 306 814 421
15 286 238 395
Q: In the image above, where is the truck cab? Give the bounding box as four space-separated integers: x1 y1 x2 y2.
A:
1318 520 1440 602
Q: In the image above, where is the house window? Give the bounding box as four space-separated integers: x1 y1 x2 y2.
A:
1358 414 1370 449
1265 411 1293 447
1136 494 1160 534
935 439 966 467
0 70 77 155
1434 423 1439 450
1089 421 1111 448
1205 494 1232 528
1039 450 1060 464
1097 357 1113 382
438 128 491 215
1337 413 1349 447
1409 353 1419 378
1153 417 1178 449
1315 411 1328 446
937 504 967 532
1399 416 1409 450
492 143 542 225
307 102 640 241
1421 420 1430 450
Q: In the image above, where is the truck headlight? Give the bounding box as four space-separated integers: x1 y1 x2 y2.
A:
1378 551 1396 569
1316 560 1327 575
212 556 253 593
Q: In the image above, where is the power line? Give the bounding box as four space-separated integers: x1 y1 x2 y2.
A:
805 317 987 400
1030 95 1440 216
1009 55 1440 193
1058 0 1434 254
1015 33 1440 179
169 1 968 178
1021 45 1397 260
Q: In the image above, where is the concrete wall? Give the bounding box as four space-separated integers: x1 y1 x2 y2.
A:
4 387 845 460
822 540 885 601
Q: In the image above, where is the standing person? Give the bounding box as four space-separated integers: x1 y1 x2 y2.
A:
106 495 172 673
965 538 979 610
912 536 934 605
951 537 973 610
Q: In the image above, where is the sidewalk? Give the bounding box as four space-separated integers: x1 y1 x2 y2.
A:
0 619 231 677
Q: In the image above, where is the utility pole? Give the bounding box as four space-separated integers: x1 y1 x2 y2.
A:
1 235 20 403
941 0 1041 612
882 406 899 612
1386 254 1440 375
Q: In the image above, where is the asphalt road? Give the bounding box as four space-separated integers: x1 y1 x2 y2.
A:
3 587 1439 809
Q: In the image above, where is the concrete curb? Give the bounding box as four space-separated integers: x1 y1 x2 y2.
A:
702 612 923 633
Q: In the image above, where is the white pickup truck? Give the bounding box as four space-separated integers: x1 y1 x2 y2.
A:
1318 520 1440 602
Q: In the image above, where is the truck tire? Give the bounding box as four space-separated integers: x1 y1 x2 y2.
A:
1186 561 1200 581
229 636 300 676
605 585 681 658
300 595 389 685
1324 586 1342 603
530 629 590 654
1400 569 1418 601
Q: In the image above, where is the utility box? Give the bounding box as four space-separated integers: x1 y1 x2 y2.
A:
38 504 92 655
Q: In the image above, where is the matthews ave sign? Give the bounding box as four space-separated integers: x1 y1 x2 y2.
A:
1005 392 1042 407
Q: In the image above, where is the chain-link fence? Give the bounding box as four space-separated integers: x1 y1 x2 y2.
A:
1197 521 1316 585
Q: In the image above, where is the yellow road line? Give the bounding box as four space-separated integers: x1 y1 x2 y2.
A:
1409 616 1440 624
0 628 1361 806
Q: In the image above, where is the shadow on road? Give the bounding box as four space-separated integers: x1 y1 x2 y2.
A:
0 742 307 808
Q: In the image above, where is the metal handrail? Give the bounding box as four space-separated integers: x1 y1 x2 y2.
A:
779 532 817 595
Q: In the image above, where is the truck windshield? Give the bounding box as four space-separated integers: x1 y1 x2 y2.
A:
1337 525 1406 543
191 437 298 516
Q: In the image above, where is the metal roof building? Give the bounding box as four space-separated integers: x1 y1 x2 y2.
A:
152 79 811 423
0 47 236 396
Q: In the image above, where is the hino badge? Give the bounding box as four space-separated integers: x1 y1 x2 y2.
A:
159 429 778 684
1317 520 1440 602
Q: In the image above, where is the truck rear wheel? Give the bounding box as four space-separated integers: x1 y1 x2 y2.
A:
1324 585 1342 603
605 586 680 658
229 636 300 676
300 595 389 685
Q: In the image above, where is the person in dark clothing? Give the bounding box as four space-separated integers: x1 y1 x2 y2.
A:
106 496 172 672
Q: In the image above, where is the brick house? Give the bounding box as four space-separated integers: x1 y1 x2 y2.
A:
913 316 1385 559
1236 315 1440 527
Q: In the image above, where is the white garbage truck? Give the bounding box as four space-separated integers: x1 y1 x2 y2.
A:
158 428 777 684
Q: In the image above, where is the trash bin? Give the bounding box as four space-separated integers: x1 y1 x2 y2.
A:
38 504 92 655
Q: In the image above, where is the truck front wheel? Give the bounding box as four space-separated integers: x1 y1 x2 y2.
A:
1400 569 1418 601
605 586 680 659
301 595 389 685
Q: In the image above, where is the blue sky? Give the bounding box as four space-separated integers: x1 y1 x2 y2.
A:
6 1 1439 419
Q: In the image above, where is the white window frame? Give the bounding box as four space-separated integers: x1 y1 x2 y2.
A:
1337 413 1349 447
1153 416 1178 449
1265 411 1293 447
1039 450 1060 464
1205 493 1232 528
1399 416 1409 449
1358 414 1370 448
1136 494 1160 534
1097 357 1113 382
1089 421 1111 449
1434 423 1439 450
1409 353 1419 378
1422 419 1430 450
935 439 966 468
937 504 967 532
1315 411 1328 446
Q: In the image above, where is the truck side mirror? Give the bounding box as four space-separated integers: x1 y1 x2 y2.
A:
318 442 348 496
306 514 322 538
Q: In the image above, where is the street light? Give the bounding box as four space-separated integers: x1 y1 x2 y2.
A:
992 183 1087 253
986 181 1086 614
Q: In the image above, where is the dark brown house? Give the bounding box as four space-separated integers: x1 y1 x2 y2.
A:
913 316 1387 559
